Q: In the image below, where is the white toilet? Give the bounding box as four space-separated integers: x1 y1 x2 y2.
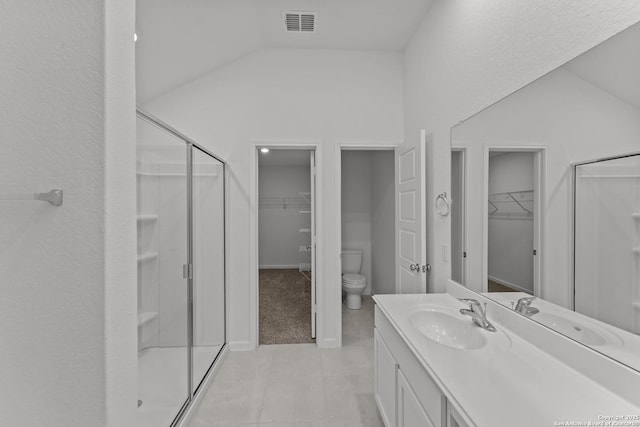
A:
341 250 367 309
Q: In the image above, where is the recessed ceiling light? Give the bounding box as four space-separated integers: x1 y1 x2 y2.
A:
260 148 270 153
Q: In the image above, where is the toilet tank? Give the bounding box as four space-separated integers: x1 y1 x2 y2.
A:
341 250 363 274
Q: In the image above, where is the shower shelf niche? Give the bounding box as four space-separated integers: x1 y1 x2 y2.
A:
137 252 159 263
137 311 158 328
137 214 159 223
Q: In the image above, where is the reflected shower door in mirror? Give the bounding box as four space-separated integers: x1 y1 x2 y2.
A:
450 19 640 372
575 154 640 335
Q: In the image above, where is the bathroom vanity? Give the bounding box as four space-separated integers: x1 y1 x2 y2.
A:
373 293 640 427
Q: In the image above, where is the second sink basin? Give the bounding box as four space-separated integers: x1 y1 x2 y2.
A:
409 309 487 350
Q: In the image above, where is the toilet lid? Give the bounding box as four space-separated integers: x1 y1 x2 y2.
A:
343 274 365 283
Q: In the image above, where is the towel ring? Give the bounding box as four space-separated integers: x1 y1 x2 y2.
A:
435 192 450 216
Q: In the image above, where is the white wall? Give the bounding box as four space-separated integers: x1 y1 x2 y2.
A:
487 152 534 292
453 68 640 307
370 151 396 294
341 151 373 294
144 49 404 348
404 0 640 293
1 1 136 426
259 165 310 268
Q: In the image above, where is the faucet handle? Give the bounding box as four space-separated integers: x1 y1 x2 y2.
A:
458 298 479 307
517 296 535 306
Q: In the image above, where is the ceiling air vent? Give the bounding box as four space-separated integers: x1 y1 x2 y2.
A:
284 11 317 32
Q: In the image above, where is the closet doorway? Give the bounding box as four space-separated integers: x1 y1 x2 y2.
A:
258 148 316 344
485 149 542 295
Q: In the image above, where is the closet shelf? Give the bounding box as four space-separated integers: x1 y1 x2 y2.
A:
488 189 533 217
137 311 158 328
299 192 311 203
137 214 159 223
137 252 159 263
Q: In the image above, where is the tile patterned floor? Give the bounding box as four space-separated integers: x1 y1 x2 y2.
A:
187 296 384 427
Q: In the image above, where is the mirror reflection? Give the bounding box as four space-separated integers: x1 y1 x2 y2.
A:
450 21 640 372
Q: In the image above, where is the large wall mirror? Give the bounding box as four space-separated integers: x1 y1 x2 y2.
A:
450 20 640 372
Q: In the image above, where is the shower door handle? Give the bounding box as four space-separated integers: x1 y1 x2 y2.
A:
183 263 192 279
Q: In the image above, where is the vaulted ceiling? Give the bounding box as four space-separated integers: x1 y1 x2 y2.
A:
136 0 433 102
563 22 640 109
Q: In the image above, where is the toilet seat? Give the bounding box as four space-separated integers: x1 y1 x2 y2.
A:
342 273 366 290
342 273 365 283
341 272 366 310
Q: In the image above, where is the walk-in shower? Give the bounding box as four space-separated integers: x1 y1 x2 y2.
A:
136 110 226 427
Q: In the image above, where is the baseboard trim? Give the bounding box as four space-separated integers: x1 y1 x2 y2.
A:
228 340 255 351
488 275 532 294
317 337 340 348
259 264 299 269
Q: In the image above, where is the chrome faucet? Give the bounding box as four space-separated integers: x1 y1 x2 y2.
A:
514 297 539 317
459 298 497 332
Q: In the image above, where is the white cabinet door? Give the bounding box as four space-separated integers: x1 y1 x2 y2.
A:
395 130 428 294
397 370 435 427
374 329 397 427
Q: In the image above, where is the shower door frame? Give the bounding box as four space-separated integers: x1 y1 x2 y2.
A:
571 150 640 312
136 108 228 427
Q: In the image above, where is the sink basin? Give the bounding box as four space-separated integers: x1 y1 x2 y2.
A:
532 312 622 347
409 310 487 350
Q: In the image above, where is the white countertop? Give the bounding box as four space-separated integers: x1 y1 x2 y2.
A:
374 293 640 427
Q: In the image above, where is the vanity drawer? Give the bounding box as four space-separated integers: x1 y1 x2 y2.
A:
375 306 446 427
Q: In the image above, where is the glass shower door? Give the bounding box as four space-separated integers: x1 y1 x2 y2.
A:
191 146 226 393
137 117 189 426
574 153 640 334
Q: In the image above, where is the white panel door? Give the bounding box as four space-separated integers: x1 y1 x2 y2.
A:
310 150 316 338
395 131 428 294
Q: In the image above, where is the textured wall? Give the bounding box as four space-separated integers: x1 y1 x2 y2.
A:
0 1 136 425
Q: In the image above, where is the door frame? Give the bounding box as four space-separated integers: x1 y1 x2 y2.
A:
482 145 546 297
250 140 321 349
450 147 468 286
334 142 399 345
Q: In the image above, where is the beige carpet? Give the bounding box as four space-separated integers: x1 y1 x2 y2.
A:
259 269 315 345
